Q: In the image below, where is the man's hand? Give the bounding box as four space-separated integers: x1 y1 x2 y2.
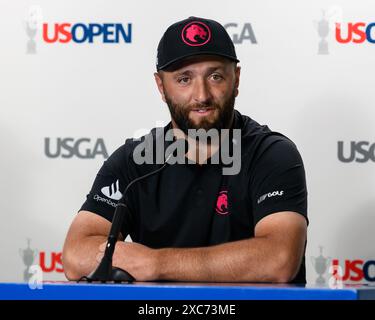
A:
97 241 160 281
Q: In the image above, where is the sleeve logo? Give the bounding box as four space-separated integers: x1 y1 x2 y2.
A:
101 179 122 200
257 190 284 204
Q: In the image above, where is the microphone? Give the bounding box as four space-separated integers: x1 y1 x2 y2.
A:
81 137 188 283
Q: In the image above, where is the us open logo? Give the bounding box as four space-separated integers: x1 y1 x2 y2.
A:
181 21 211 47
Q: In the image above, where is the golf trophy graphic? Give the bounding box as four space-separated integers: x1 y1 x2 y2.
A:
23 5 43 54
314 6 344 55
19 239 38 282
311 246 331 285
317 10 329 55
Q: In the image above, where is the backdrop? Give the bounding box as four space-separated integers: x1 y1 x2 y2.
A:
1 0 374 285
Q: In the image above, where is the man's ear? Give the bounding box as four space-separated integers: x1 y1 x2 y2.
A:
154 72 166 102
234 66 241 97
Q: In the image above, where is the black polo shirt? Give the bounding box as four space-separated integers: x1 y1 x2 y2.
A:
80 110 308 283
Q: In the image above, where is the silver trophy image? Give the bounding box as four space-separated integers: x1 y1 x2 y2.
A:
23 5 43 54
19 239 38 282
314 6 343 55
311 246 331 285
317 10 329 55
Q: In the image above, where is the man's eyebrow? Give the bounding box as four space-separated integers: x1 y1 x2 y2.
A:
173 66 226 77
205 66 225 73
173 70 194 78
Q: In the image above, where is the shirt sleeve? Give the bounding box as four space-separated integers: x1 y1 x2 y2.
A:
249 137 308 227
79 142 132 228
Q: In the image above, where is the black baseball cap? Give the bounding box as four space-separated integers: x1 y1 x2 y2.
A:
156 16 239 71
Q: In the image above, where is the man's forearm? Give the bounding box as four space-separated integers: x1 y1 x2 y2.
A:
62 235 106 280
156 237 295 283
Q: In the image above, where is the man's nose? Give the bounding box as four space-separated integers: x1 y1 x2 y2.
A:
193 78 212 105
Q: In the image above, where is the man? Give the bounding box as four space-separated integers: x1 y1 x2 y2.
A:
62 16 308 283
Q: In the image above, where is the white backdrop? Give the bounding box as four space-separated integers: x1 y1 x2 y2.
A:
1 0 374 285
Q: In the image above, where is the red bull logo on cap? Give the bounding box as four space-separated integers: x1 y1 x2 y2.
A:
181 21 211 46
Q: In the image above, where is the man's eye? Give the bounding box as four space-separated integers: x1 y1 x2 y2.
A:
178 77 190 84
211 74 223 81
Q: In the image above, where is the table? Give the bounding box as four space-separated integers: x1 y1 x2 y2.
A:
1 282 374 300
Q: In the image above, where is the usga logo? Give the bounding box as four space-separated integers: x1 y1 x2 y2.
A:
42 22 132 43
224 23 257 44
337 141 375 163
45 137 109 159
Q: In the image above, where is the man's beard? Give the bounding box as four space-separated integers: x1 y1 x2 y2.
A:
165 88 236 134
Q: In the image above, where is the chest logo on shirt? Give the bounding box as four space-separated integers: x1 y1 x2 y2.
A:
215 190 229 215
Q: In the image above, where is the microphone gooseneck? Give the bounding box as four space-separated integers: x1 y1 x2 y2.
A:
81 151 175 283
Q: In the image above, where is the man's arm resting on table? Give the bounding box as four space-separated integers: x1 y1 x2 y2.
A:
62 211 123 281
108 211 307 283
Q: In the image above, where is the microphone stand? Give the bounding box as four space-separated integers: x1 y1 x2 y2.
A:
84 201 134 283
